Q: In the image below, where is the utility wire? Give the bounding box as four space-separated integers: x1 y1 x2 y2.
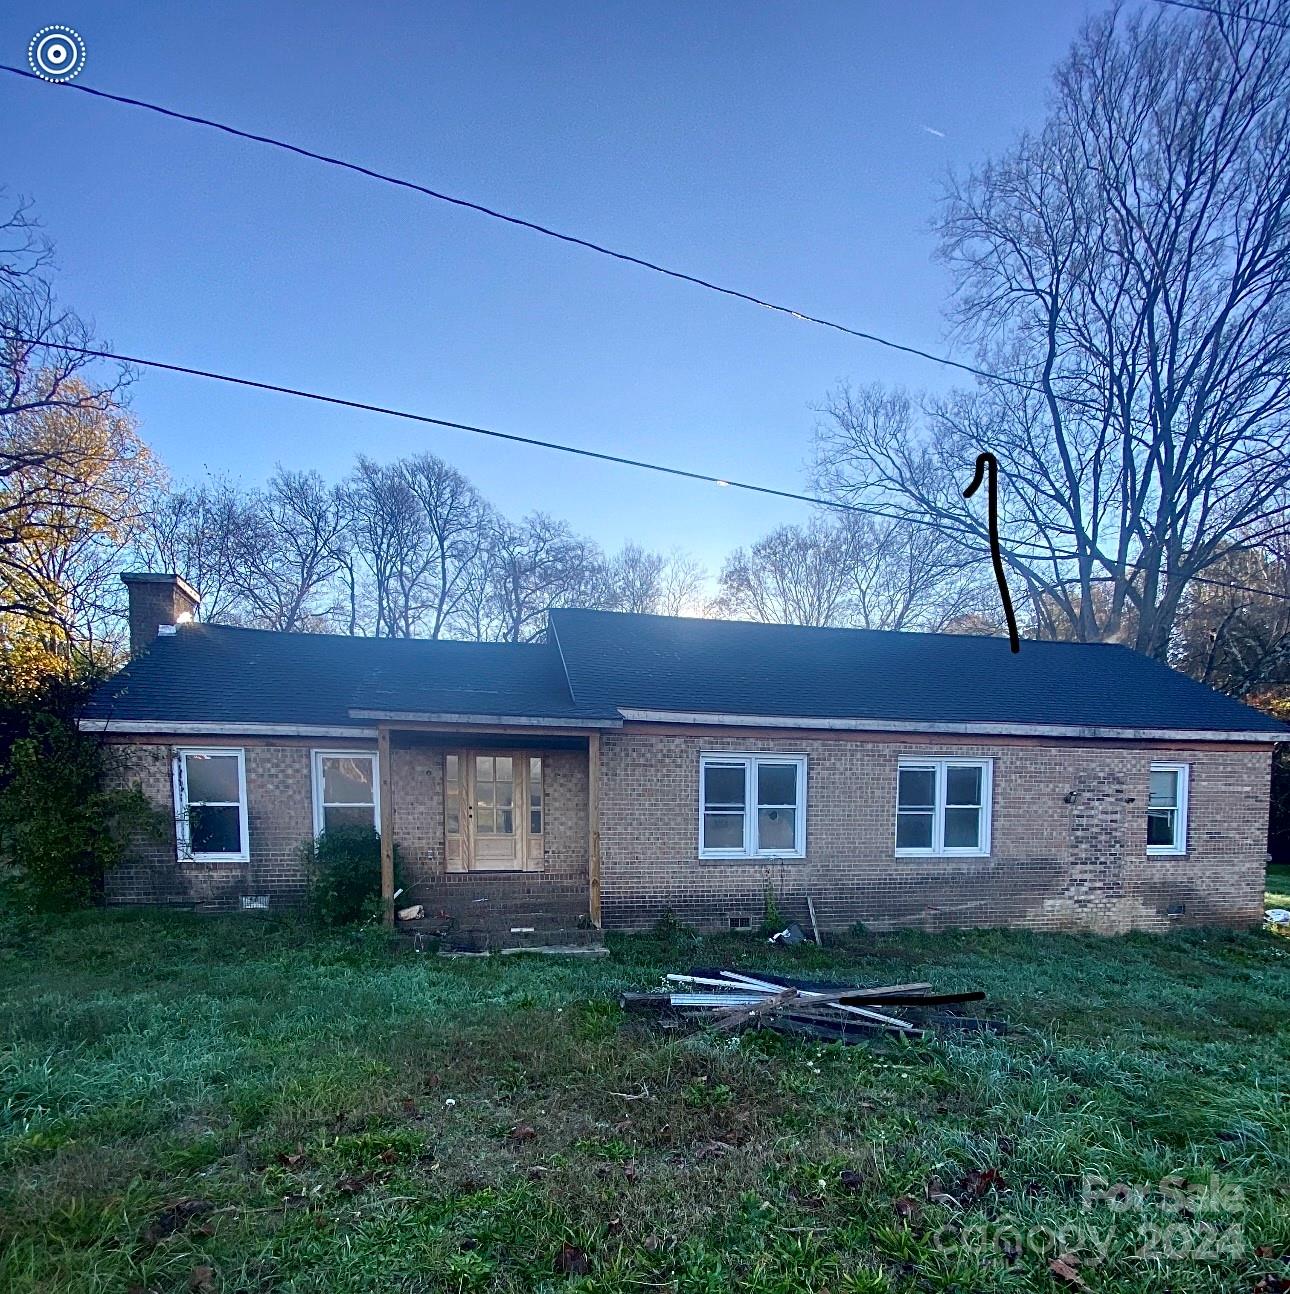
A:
0 62 1074 402
15 332 1288 606
2 333 920 523
1151 0 1290 31
6 331 1071 565
1156 574 1290 604
1046 571 1290 606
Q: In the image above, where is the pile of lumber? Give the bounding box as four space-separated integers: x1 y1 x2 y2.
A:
622 968 1000 1042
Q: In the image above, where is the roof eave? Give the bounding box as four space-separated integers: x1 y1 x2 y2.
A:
614 708 1285 743
348 708 623 729
79 718 379 739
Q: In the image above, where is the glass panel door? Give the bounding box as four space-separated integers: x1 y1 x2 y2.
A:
473 753 521 868
445 750 544 872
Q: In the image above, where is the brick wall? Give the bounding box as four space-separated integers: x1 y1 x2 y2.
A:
596 728 1273 934
104 739 331 910
103 727 1272 933
386 741 589 923
103 735 589 917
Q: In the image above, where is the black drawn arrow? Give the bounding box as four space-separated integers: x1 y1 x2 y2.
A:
963 452 1021 653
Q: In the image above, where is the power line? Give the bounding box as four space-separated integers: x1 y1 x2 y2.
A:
17 330 1287 601
1061 571 1290 606
1151 0 1290 31
1183 574 1290 604
0 62 1061 400
6 330 1070 565
2 332 921 523
10 333 1289 612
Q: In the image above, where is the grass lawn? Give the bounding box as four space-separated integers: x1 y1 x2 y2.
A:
1 913 1286 1293
1268 864 1290 910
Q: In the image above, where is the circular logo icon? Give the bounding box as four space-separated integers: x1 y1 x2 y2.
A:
28 25 87 82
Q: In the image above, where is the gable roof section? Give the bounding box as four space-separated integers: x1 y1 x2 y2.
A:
80 623 618 732
548 608 1288 738
83 610 1288 740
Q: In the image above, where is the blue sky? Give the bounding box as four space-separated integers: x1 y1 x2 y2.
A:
2 0 1099 572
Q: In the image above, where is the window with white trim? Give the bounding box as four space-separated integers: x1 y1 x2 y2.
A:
312 751 379 836
1146 763 1188 855
895 758 992 856
173 748 249 862
699 753 806 858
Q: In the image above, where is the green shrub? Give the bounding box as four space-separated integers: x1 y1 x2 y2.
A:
650 907 690 941
760 881 784 935
304 827 399 926
0 713 163 912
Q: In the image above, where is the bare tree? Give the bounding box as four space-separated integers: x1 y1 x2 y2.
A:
463 513 608 642
132 478 255 625
397 454 490 638
335 455 492 638
1173 543 1290 697
602 545 710 617
839 514 993 631
337 457 432 637
656 551 709 618
717 518 858 626
604 544 666 615
816 2 1290 659
717 509 988 630
234 469 346 632
1 194 130 427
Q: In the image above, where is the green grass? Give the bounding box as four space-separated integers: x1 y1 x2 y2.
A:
1 912 1286 1293
1267 863 1290 909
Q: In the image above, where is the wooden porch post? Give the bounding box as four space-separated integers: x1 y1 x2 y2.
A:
378 725 395 926
587 731 602 929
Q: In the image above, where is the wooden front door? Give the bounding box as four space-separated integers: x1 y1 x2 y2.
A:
445 751 544 872
471 753 519 868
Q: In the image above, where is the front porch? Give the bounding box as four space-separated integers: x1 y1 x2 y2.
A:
373 724 605 948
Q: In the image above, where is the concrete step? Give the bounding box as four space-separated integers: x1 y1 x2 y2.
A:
438 925 603 953
415 897 588 914
401 913 591 933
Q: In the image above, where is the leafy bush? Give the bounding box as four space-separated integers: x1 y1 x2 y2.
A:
649 907 693 943
0 713 163 912
304 827 399 926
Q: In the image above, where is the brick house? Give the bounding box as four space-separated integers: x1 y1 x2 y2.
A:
82 572 1287 938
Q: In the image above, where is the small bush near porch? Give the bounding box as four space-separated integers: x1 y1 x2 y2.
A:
0 914 1285 1294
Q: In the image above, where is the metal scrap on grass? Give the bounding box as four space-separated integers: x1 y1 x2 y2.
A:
622 968 1003 1043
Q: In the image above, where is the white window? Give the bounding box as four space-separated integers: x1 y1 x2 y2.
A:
173 748 249 862
311 751 379 836
699 753 806 858
895 758 992 857
1147 763 1189 855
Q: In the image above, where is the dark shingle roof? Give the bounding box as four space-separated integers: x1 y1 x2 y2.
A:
84 610 1287 737
548 608 1288 735
81 623 615 727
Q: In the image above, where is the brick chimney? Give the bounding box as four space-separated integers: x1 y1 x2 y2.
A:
121 572 200 659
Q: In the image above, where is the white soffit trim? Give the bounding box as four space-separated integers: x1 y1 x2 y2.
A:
615 708 1282 744
79 719 379 739
348 708 622 729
